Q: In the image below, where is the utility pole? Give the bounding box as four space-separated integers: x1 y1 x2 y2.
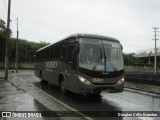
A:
15 18 19 73
153 27 159 74
5 0 11 79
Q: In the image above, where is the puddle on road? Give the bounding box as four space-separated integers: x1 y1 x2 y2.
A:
0 80 43 111
34 99 61 119
34 99 52 111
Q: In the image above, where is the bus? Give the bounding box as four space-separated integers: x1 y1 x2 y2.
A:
34 33 124 95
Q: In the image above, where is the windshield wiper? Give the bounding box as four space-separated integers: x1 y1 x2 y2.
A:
102 41 117 72
106 58 117 72
92 42 118 72
93 46 103 71
102 41 107 72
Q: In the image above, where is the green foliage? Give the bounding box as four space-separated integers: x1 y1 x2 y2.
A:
9 38 49 62
0 19 6 61
0 19 6 31
123 53 146 65
0 17 49 62
123 53 135 65
0 18 148 64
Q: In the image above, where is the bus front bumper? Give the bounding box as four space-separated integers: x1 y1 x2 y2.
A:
78 78 124 94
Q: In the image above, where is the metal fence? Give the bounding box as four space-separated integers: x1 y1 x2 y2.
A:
124 66 160 74
134 48 160 58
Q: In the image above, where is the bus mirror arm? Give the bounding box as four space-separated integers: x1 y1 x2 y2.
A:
75 43 80 53
121 45 123 50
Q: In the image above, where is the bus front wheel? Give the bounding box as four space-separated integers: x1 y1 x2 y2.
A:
115 87 124 92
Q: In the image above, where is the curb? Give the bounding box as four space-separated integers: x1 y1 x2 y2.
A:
124 83 160 95
16 78 93 120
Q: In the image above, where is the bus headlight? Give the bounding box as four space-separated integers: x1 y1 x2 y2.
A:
121 77 125 82
78 75 91 85
117 77 124 85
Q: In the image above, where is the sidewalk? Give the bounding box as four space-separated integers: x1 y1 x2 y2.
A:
0 71 88 120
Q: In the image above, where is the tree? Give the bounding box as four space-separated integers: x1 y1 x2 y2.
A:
123 53 135 65
9 38 49 62
0 18 49 62
0 19 7 61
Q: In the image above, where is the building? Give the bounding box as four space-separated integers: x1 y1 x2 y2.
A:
134 48 160 66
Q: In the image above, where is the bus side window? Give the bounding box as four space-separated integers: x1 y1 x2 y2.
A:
68 45 74 64
61 44 66 58
61 45 64 58
47 48 51 60
58 44 61 58
55 45 59 58
52 47 55 59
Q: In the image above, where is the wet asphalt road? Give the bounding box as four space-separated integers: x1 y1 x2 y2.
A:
1 70 160 120
28 71 160 110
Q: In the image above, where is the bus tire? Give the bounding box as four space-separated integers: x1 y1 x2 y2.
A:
59 78 67 95
92 93 101 99
115 87 124 92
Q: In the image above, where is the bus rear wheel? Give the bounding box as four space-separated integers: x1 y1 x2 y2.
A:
59 78 67 94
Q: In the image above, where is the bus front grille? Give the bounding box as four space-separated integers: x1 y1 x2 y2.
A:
92 83 115 85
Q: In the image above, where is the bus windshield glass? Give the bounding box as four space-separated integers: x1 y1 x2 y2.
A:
79 38 123 72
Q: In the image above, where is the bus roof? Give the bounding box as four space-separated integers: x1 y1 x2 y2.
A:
36 33 120 52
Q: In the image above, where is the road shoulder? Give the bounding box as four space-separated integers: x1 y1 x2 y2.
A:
125 82 160 95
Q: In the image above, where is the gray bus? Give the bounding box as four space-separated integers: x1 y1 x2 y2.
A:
34 33 124 95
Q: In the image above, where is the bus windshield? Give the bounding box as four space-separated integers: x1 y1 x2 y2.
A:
79 38 123 72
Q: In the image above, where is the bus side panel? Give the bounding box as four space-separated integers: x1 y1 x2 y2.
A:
43 60 66 86
34 62 44 78
56 61 67 85
64 64 79 93
46 68 59 85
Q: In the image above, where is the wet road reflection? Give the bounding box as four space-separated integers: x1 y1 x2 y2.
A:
13 71 160 120
33 82 122 111
32 82 123 120
0 78 62 120
32 80 160 112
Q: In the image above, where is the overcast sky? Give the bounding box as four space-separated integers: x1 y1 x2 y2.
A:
1 0 160 53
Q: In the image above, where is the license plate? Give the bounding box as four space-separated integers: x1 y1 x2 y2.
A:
92 78 103 83
106 78 109 81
